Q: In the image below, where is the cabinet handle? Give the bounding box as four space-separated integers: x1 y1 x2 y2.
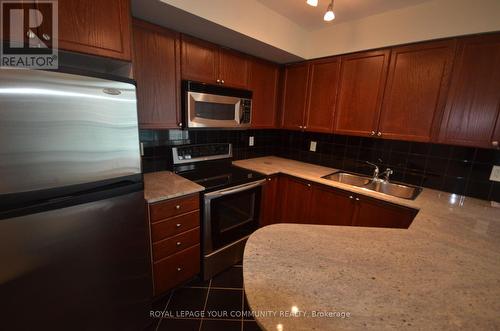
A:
176 242 182 246
42 33 51 41
221 80 225 84
355 197 360 201
349 195 354 199
176 223 182 228
377 132 382 137
177 267 182 272
175 205 181 210
492 141 499 149
307 183 311 188
370 131 376 136
26 31 35 39
267 178 272 181
216 79 221 83
178 122 183 127
303 126 307 130
298 125 303 129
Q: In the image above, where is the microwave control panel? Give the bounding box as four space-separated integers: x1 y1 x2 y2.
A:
240 99 252 124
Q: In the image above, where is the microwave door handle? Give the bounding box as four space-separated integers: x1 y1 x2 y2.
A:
204 179 266 199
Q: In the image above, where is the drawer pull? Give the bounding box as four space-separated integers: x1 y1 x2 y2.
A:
177 267 182 272
176 223 182 228
176 242 182 246
175 205 181 210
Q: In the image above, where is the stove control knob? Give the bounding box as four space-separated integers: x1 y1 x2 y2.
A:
185 155 191 159
178 156 184 160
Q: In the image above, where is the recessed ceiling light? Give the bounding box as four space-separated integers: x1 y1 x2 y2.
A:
306 0 318 7
324 0 335 21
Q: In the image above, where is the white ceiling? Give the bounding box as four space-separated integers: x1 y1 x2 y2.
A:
256 0 434 30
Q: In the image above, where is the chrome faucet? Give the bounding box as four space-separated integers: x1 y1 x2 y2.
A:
366 161 380 180
366 161 393 182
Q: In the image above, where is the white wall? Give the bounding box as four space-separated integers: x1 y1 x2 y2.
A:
157 0 500 62
306 0 500 58
160 0 309 58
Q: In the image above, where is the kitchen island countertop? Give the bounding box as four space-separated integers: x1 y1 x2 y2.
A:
240 157 500 330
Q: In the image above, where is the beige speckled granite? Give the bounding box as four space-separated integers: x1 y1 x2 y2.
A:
143 171 204 203
240 157 500 330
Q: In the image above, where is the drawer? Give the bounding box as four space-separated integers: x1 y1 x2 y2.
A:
151 210 199 242
153 244 200 295
152 227 200 261
150 194 199 222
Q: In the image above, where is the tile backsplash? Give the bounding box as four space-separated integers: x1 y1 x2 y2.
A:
139 129 500 202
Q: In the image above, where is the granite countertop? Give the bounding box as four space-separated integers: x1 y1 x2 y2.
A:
143 171 204 203
239 157 500 330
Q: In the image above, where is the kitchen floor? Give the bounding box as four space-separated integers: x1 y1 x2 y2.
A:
150 263 262 331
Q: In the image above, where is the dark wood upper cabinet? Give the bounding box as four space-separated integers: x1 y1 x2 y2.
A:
353 196 417 229
309 184 355 226
278 176 312 223
439 34 500 148
249 59 279 128
281 63 309 130
46 0 132 61
132 20 180 129
378 40 456 142
260 176 279 227
305 58 341 133
219 48 249 88
180 35 218 84
181 35 249 88
334 50 390 136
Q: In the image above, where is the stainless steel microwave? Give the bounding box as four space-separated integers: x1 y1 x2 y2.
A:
182 80 252 129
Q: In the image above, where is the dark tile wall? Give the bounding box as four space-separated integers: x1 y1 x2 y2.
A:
139 129 500 202
139 129 280 173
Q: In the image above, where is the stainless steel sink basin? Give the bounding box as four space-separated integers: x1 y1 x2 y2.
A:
321 171 422 200
322 171 371 186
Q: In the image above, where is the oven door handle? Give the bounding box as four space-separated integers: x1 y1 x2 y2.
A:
204 179 266 199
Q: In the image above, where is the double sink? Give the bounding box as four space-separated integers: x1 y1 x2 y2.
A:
322 171 422 200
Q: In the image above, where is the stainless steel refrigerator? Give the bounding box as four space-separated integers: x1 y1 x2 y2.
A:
0 69 152 330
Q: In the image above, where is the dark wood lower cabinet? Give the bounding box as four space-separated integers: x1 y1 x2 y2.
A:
309 185 355 225
278 176 312 223
260 176 279 227
352 196 418 229
269 175 418 229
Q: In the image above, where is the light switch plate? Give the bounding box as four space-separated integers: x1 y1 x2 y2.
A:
249 136 254 146
310 141 317 152
490 165 500 182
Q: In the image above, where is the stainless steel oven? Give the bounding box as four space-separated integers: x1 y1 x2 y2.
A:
182 80 252 129
203 179 264 278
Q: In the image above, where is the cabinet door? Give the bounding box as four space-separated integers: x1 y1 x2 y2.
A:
305 58 340 133
439 34 500 148
278 176 312 223
493 117 500 148
260 176 279 227
353 196 417 229
50 0 132 61
378 40 456 142
334 50 390 136
219 48 249 88
249 59 279 128
132 20 180 129
181 35 218 84
309 185 355 225
281 64 309 130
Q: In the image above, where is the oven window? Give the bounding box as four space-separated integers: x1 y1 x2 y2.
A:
195 101 235 120
209 187 261 250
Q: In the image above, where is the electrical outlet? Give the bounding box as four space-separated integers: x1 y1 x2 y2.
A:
490 165 500 182
249 136 254 146
310 141 317 152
